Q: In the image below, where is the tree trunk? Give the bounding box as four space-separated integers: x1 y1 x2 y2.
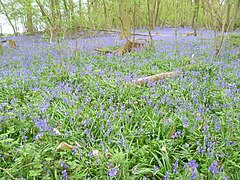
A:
119 0 132 39
26 12 35 34
154 0 161 27
102 0 109 28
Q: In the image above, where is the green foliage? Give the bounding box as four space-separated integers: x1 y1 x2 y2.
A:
227 34 240 46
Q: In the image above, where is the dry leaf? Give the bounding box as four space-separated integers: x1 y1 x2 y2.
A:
105 149 112 158
169 125 176 139
161 147 168 154
92 150 100 158
57 142 73 150
52 128 61 135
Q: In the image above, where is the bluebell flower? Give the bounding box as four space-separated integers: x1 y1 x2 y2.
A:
108 167 118 177
88 150 94 158
154 165 159 172
208 160 219 175
173 159 178 174
164 171 169 180
132 168 137 174
62 169 68 180
188 160 198 180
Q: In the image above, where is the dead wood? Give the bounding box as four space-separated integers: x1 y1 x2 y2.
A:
182 32 195 37
1 40 16 48
74 26 173 38
114 40 145 56
8 40 16 48
95 40 146 56
132 71 181 85
94 47 113 54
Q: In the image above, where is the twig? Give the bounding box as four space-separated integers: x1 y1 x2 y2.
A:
0 167 15 179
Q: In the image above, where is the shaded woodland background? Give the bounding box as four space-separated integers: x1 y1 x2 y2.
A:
0 0 240 38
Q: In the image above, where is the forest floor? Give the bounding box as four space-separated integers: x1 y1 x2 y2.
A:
0 27 239 179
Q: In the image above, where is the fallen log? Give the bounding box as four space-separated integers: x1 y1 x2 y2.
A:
132 70 181 85
182 32 195 37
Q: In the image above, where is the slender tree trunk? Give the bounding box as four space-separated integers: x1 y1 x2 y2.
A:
35 0 53 29
0 0 17 35
174 0 178 36
225 1 231 31
154 0 161 27
103 0 109 28
192 0 200 36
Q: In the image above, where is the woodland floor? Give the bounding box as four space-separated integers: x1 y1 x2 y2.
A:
0 27 239 179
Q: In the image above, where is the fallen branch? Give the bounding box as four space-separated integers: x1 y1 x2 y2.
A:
132 71 180 85
94 47 113 54
182 32 195 37
75 26 173 38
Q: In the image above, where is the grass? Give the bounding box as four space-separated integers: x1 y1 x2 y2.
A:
0 28 239 179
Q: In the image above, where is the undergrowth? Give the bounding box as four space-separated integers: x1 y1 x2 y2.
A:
0 31 239 180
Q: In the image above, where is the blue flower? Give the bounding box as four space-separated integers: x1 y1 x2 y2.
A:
173 160 178 174
62 169 68 180
108 167 118 177
154 165 159 172
188 160 198 180
208 160 219 175
164 171 169 180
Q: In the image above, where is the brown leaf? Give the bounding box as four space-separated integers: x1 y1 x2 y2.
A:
56 142 73 150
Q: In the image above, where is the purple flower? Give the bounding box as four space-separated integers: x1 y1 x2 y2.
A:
154 165 159 172
182 116 189 128
164 171 169 180
132 168 137 174
173 160 178 174
34 118 51 132
208 160 219 174
188 160 198 180
108 167 118 177
62 169 68 180
60 161 70 169
188 160 198 169
88 150 94 158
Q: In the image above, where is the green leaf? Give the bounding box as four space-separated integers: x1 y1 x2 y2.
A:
29 170 41 177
